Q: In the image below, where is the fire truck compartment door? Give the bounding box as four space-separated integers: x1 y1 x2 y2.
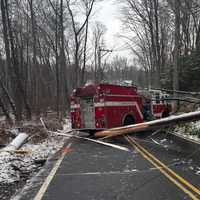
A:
80 97 95 128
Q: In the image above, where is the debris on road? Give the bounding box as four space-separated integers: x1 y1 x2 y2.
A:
55 132 129 152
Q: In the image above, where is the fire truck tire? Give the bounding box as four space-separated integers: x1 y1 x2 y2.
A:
162 110 170 118
88 130 96 136
123 115 135 126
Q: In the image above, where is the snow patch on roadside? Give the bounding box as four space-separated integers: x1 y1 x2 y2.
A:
173 120 200 143
62 118 71 131
0 118 71 184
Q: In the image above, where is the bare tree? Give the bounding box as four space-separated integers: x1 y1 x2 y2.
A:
66 0 95 88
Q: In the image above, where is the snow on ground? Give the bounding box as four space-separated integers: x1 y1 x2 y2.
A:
170 120 200 176
0 118 71 200
63 118 72 131
173 120 200 143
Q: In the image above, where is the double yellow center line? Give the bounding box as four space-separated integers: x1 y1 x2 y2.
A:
125 135 200 200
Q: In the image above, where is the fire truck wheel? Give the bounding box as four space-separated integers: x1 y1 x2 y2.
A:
123 115 135 126
88 130 96 136
162 110 170 118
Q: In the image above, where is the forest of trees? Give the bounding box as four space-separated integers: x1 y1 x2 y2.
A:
0 0 200 123
121 0 200 91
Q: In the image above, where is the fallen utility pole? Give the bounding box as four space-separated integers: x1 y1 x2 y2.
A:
95 110 200 138
3 133 29 151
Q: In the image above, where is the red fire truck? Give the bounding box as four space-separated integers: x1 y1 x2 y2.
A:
70 83 172 131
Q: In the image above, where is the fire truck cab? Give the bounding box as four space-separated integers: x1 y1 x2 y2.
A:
148 89 172 118
70 83 171 131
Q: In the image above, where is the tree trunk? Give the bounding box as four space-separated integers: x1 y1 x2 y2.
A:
173 0 180 93
0 97 13 125
29 0 40 117
59 0 68 118
5 0 32 120
81 19 89 85
0 78 17 117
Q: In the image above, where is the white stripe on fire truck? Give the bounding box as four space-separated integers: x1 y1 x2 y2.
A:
105 94 139 98
70 104 80 109
153 113 162 118
70 102 143 119
94 101 136 107
94 101 143 119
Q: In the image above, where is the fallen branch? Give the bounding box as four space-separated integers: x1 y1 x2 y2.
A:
50 131 129 152
39 118 129 152
40 117 48 130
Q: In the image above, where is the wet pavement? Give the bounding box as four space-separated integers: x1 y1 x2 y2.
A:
17 132 200 200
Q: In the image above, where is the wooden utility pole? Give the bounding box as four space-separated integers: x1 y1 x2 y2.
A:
97 47 112 83
95 110 200 138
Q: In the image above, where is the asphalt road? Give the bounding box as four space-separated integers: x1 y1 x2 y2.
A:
33 132 200 200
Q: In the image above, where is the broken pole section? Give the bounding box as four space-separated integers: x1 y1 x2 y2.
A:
95 110 200 138
3 133 29 151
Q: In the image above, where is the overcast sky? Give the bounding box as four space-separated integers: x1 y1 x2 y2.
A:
91 0 132 61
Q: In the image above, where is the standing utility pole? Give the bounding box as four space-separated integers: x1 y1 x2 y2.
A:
97 47 112 83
